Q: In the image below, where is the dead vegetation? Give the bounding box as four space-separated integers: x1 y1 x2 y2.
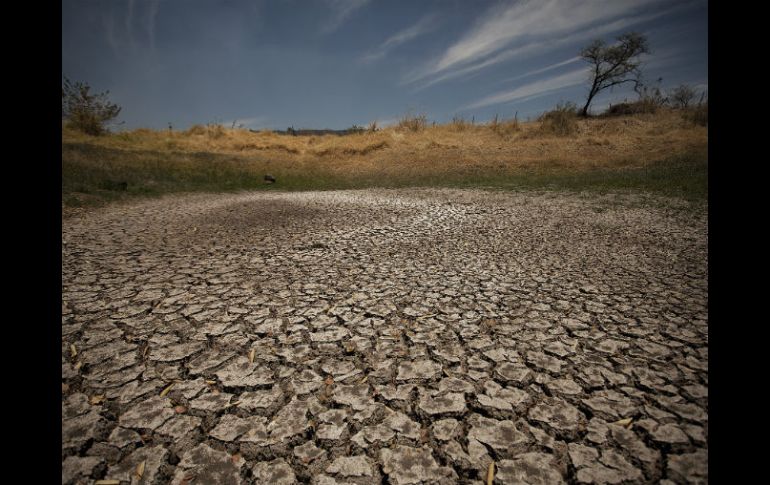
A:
64 108 704 167
62 108 707 209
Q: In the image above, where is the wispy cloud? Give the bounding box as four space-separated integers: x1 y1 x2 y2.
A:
376 117 399 127
147 0 160 51
639 46 686 71
435 1 652 73
102 11 119 55
406 10 666 89
411 47 576 92
406 0 681 87
101 0 161 55
126 0 136 51
463 67 588 110
228 116 270 129
361 14 439 63
499 56 582 85
322 0 371 34
409 47 522 90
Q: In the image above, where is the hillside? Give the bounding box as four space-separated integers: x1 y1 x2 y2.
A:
62 109 707 212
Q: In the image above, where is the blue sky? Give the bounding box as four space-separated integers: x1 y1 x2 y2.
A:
62 0 708 131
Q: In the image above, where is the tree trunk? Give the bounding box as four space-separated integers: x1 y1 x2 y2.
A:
580 92 595 117
581 77 601 117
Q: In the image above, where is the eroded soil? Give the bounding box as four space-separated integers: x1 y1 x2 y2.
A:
62 188 707 484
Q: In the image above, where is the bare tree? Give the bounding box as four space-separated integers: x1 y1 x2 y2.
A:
579 32 650 117
670 84 697 109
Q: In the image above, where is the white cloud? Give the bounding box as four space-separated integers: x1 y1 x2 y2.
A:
147 0 160 51
463 67 588 110
639 46 684 71
102 11 119 55
500 56 582 84
322 0 371 34
126 0 136 51
226 116 270 129
376 118 399 127
102 0 161 55
439 1 652 72
410 52 579 92
362 14 439 63
406 0 681 87
408 47 522 90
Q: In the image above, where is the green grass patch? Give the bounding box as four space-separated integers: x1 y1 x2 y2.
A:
452 150 708 201
63 142 707 209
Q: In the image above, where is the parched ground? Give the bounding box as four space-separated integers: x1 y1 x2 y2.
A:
62 188 707 484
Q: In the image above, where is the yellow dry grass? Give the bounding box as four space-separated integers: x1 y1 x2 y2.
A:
62 108 707 215
63 109 706 179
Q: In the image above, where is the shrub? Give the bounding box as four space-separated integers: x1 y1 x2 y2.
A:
604 99 658 116
539 102 579 135
604 80 668 116
62 77 122 136
605 81 667 116
397 113 428 132
670 84 697 109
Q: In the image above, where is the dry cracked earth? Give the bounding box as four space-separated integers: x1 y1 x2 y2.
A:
62 188 708 484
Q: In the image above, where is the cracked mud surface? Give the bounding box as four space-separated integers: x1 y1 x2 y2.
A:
62 188 708 484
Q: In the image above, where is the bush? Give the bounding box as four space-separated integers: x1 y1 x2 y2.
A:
604 99 658 116
62 77 121 136
670 84 697 109
539 102 578 136
604 80 667 116
397 113 428 132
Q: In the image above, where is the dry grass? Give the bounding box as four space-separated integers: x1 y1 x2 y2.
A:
538 102 579 136
63 109 705 169
489 114 520 137
396 113 428 132
62 108 707 209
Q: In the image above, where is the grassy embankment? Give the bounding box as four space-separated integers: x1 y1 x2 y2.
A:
62 108 707 210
